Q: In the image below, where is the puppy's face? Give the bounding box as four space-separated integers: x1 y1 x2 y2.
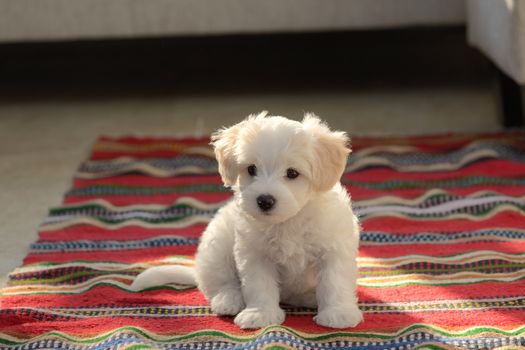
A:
212 112 350 224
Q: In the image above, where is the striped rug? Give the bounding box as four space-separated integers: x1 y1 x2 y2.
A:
1 131 525 349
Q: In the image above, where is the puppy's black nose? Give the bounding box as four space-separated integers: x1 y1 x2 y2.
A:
257 194 276 212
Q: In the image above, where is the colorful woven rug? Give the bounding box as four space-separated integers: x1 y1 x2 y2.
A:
1 131 525 349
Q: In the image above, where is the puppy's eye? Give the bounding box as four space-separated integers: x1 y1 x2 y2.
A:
247 164 257 176
286 168 299 179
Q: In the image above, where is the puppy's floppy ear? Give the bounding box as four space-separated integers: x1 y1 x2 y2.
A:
211 112 266 186
210 123 242 187
303 113 351 192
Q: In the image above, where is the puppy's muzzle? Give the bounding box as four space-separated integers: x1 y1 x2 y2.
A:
257 194 276 212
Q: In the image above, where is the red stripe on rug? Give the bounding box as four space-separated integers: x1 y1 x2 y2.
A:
362 212 525 232
2 310 523 337
23 246 197 264
359 240 525 258
38 225 207 241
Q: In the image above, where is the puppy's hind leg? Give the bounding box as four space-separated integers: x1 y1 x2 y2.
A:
195 209 245 316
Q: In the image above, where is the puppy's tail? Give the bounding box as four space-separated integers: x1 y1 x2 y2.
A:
130 265 197 291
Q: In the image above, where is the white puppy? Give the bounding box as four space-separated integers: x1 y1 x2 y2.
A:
131 112 362 329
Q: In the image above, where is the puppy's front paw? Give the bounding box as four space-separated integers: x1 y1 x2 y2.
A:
314 304 363 328
210 289 245 316
234 307 285 329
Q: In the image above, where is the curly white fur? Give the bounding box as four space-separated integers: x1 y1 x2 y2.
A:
131 112 363 329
